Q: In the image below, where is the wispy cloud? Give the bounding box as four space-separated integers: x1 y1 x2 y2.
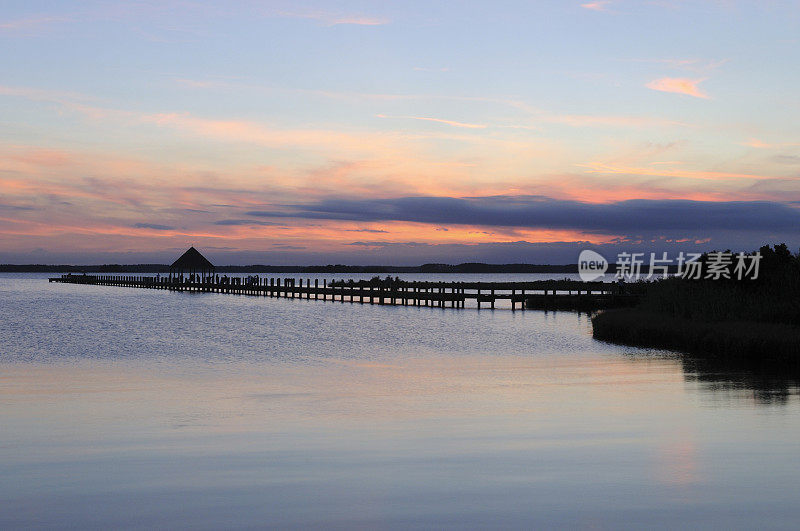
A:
581 1 612 11
163 79 686 131
579 162 776 182
173 78 230 89
545 113 687 128
376 114 486 129
743 138 800 149
0 202 36 211
0 14 73 32
213 219 281 226
328 16 387 26
0 84 94 103
646 77 709 99
133 223 174 231
275 10 388 26
413 66 450 72
630 57 728 73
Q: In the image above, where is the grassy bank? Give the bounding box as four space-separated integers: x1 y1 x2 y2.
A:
592 244 800 361
592 309 800 362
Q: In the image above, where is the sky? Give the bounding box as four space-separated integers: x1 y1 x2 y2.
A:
1 0 799 265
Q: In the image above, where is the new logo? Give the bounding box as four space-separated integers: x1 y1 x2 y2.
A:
578 249 608 281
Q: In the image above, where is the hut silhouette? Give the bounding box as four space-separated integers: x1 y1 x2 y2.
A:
170 246 215 280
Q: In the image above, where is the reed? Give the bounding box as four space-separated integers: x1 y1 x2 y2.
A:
592 244 800 359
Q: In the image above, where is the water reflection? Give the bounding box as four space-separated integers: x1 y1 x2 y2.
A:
619 348 800 407
681 356 800 406
3 274 800 528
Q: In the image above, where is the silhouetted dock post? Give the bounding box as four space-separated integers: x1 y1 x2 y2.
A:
51 275 635 312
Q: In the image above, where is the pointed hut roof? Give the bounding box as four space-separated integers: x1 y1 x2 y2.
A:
171 247 214 270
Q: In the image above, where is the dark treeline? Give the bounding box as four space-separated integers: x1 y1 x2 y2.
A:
1 262 578 274
593 243 800 361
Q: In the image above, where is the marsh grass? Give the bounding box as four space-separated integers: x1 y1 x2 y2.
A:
592 244 800 360
592 310 800 361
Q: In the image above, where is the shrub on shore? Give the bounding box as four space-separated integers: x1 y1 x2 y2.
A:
592 244 800 359
592 309 800 362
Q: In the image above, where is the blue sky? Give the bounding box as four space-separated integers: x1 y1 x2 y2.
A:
1 1 799 264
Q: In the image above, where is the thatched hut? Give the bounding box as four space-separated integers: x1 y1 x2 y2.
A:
169 247 215 281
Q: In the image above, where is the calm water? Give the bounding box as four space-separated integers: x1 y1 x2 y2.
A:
1 273 799 529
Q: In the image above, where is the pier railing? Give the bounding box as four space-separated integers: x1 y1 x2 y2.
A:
48 274 641 310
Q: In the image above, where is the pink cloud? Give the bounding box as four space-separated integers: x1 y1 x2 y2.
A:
275 10 388 26
646 77 709 99
581 1 612 11
328 16 387 26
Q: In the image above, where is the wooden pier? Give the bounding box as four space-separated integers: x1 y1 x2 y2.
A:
48 274 639 311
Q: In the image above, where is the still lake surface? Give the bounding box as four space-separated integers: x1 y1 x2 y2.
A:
2 273 799 529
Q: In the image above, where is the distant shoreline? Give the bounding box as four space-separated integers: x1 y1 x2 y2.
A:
1 263 581 274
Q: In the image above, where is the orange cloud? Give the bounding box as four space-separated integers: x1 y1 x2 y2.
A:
579 162 776 182
743 138 800 149
646 77 709 98
144 112 382 151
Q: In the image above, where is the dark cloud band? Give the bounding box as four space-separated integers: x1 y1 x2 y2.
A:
246 195 800 233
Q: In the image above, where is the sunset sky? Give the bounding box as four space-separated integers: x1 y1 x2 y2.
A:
1 0 799 265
